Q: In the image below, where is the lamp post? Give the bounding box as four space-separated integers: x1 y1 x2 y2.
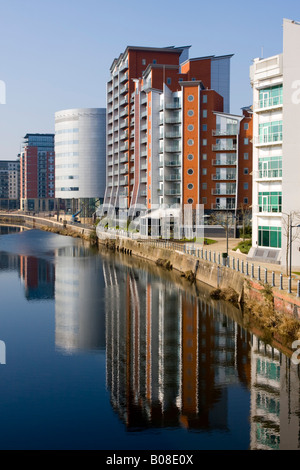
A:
289 220 300 280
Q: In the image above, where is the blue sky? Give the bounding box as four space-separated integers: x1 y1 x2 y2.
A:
0 0 299 158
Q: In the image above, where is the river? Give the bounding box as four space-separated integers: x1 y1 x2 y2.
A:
0 227 299 450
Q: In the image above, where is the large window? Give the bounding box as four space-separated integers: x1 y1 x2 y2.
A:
258 156 282 178
258 226 281 248
258 84 282 109
259 121 282 144
258 191 282 213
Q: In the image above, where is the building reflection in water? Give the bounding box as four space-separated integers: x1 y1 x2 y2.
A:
54 245 105 354
20 255 55 300
250 336 300 450
103 256 250 432
103 255 300 447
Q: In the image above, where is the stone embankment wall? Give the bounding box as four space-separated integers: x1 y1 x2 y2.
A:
97 233 300 320
0 213 94 240
97 234 245 301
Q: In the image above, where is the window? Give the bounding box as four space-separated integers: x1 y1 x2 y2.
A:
244 153 248 160
244 138 249 145
244 183 248 190
203 110 207 118
142 59 146 65
202 183 207 190
258 84 283 108
244 123 249 130
167 77 171 85
153 59 157 64
244 168 249 175
258 191 282 213
202 197 207 204
202 168 207 175
202 95 207 103
202 154 207 160
187 183 194 190
187 139 194 146
202 124 207 131
187 95 194 102
244 198 248 204
187 198 194 204
258 120 282 144
187 154 194 160
179 78 183 82
203 139 207 146
187 110 194 117
187 168 194 175
258 226 281 248
192 77 196 81
188 124 194 131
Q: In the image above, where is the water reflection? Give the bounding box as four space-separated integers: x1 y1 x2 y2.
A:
0 229 300 448
54 245 105 353
103 254 300 449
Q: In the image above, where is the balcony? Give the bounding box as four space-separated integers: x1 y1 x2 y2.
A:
212 157 236 166
165 131 181 139
254 134 283 147
254 96 283 112
212 143 237 151
211 188 236 195
165 174 181 181
165 101 181 109
165 189 181 196
165 144 181 153
119 155 128 164
119 60 128 72
165 116 181 124
212 173 236 181
120 72 128 83
254 169 282 180
211 203 236 210
253 204 282 215
119 83 128 95
165 159 181 167
119 108 128 118
212 128 238 136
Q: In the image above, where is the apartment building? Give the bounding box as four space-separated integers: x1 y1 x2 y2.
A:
102 45 252 232
249 19 300 269
55 108 106 218
0 159 20 210
20 133 55 212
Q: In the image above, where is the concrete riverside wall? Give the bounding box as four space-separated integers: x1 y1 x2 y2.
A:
0 213 94 236
97 234 245 302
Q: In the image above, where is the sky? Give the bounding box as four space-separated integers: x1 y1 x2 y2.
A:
0 0 299 159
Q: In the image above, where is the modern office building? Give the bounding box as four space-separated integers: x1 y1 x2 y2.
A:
102 45 252 230
20 133 55 212
249 19 300 269
55 108 106 218
0 159 20 210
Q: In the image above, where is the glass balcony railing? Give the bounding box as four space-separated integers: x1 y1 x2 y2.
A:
256 95 282 110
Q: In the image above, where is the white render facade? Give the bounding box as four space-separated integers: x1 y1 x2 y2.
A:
249 19 300 270
55 108 106 202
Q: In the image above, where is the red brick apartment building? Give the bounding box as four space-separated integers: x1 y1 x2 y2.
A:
103 45 252 228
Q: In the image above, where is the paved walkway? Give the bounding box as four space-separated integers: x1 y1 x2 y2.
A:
193 237 299 295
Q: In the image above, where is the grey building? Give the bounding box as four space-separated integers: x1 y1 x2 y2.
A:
55 108 106 219
0 159 20 210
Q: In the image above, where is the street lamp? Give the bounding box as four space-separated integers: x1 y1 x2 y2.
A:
289 220 300 281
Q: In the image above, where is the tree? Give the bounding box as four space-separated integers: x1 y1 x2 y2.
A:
282 211 300 276
210 211 235 256
238 202 252 241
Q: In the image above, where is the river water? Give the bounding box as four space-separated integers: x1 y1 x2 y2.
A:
0 227 299 450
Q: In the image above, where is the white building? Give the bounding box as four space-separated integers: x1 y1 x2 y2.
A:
55 108 106 217
249 19 300 270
